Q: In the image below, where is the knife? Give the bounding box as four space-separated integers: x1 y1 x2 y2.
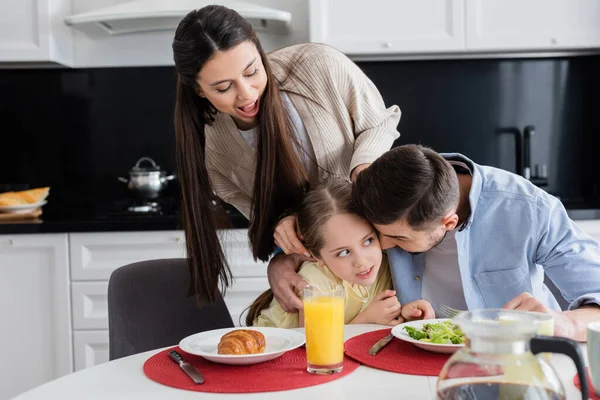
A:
169 350 205 384
368 332 394 356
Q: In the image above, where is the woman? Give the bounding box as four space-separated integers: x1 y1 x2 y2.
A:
172 5 400 303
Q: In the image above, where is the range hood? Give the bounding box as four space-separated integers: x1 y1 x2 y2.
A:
64 0 292 36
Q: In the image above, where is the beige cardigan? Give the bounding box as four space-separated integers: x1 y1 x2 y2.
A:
205 43 401 218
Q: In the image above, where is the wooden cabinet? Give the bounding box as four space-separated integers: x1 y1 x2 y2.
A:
466 0 600 52
0 233 72 400
310 0 465 56
0 0 73 65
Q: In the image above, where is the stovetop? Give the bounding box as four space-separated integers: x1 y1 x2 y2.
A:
95 196 181 220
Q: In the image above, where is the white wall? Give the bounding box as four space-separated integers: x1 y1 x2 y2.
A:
72 0 309 68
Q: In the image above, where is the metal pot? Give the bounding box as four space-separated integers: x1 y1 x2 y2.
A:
118 157 175 199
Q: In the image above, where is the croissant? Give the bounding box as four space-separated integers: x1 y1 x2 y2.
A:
217 329 266 355
0 187 50 206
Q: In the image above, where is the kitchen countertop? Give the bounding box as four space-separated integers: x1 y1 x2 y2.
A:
0 203 249 235
0 202 598 235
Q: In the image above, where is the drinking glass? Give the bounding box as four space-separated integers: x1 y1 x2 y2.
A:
303 284 344 374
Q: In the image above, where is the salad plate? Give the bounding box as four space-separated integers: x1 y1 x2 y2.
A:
391 318 465 354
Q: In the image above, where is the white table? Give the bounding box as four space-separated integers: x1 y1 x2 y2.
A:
12 324 586 400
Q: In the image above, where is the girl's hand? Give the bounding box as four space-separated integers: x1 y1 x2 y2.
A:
400 300 436 321
357 290 403 326
274 214 311 257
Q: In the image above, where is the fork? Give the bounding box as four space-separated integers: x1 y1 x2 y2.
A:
439 304 466 319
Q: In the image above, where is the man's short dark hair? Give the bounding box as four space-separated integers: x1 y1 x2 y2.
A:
353 144 460 230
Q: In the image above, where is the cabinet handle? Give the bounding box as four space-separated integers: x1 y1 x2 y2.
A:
383 42 392 49
174 236 182 242
551 38 557 45
8 239 14 246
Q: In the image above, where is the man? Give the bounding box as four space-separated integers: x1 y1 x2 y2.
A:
349 144 600 341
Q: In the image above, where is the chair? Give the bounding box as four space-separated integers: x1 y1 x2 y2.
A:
108 258 234 360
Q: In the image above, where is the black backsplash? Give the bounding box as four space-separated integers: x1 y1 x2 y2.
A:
2 54 600 209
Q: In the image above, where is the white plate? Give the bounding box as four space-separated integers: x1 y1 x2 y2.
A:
179 327 306 365
0 201 47 214
391 318 465 354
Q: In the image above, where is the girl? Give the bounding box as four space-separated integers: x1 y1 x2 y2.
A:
246 178 434 327
172 5 401 303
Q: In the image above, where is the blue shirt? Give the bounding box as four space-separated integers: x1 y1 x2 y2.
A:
388 153 600 312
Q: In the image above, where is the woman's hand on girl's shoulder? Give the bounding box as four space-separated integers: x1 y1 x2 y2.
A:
274 214 311 257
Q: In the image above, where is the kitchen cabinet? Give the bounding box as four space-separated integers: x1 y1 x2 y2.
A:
310 0 600 58
0 0 74 65
0 233 72 400
72 331 109 371
69 229 268 371
309 0 465 56
466 0 600 52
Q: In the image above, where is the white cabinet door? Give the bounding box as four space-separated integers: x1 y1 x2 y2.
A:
73 331 109 372
0 233 72 399
225 278 271 326
310 0 465 56
69 231 186 281
218 230 270 326
466 0 600 52
71 282 109 330
0 0 73 65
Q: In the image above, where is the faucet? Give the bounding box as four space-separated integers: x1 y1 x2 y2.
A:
497 125 548 187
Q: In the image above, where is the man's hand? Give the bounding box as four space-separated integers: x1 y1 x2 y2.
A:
401 299 436 321
353 290 403 326
267 253 311 312
502 292 577 339
351 163 371 182
274 215 311 257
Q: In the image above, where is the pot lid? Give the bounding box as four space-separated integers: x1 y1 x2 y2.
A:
131 157 162 172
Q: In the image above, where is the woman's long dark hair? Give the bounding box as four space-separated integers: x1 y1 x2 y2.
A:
172 5 307 303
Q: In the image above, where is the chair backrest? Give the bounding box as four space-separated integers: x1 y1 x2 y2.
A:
108 258 234 360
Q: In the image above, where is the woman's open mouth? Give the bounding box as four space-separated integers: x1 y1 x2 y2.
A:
237 99 259 118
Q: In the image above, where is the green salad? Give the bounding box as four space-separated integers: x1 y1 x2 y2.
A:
403 320 465 345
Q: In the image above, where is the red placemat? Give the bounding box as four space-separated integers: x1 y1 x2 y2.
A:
344 328 450 376
144 346 359 393
573 367 600 400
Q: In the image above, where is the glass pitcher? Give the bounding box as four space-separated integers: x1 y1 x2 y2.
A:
437 309 588 400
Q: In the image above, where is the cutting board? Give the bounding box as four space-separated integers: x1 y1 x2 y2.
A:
0 208 42 222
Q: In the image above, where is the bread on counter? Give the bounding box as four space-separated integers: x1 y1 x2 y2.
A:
0 187 50 206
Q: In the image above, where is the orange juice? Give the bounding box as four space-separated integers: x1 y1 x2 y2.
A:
303 286 344 374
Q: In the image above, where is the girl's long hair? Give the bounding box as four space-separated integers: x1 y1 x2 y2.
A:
245 178 354 325
172 5 307 303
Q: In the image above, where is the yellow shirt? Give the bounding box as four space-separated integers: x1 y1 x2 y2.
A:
253 257 392 328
